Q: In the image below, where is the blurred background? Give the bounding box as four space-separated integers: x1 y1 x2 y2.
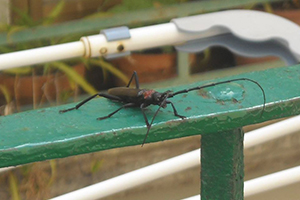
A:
0 0 300 199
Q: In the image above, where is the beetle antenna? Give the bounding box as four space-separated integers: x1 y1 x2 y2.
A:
141 92 170 146
169 78 266 117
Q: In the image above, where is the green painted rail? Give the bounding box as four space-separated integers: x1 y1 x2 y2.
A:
1 64 300 199
1 64 299 166
0 0 282 46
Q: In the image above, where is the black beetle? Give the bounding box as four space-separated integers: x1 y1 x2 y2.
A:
60 71 266 145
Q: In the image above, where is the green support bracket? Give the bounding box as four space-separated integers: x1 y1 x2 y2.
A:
0 64 300 169
201 128 244 200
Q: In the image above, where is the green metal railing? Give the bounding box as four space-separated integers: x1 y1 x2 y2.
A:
1 64 299 199
0 0 298 199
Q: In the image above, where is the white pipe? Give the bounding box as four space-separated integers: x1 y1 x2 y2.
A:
0 23 206 70
80 23 208 58
0 166 14 173
0 42 85 70
50 148 200 200
183 165 300 199
244 115 300 148
244 165 300 197
182 194 201 200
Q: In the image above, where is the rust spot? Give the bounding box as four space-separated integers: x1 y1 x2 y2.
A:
182 94 187 98
216 98 239 105
185 107 191 111
232 98 238 103
216 100 225 105
166 118 186 125
38 110 45 113
198 90 209 99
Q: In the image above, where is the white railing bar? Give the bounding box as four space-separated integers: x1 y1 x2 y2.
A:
244 115 300 149
182 194 201 200
183 165 300 199
49 148 200 200
244 165 300 197
0 42 85 71
0 166 14 173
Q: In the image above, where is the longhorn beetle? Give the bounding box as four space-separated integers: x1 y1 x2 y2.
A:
60 71 266 146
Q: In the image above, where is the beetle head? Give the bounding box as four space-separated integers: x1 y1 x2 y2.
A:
152 90 171 108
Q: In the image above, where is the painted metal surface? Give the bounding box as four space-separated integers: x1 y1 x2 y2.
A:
0 64 299 167
201 128 244 200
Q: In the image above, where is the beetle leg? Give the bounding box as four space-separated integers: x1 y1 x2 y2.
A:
97 103 136 120
126 71 140 89
166 100 186 119
140 104 152 147
140 103 150 127
141 95 169 146
59 93 122 113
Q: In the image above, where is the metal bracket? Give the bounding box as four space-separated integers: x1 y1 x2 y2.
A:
100 26 131 59
175 33 298 66
172 10 300 65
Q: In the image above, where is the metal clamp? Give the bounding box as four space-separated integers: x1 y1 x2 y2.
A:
100 26 131 59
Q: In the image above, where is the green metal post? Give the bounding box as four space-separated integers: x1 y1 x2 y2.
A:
201 128 244 200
